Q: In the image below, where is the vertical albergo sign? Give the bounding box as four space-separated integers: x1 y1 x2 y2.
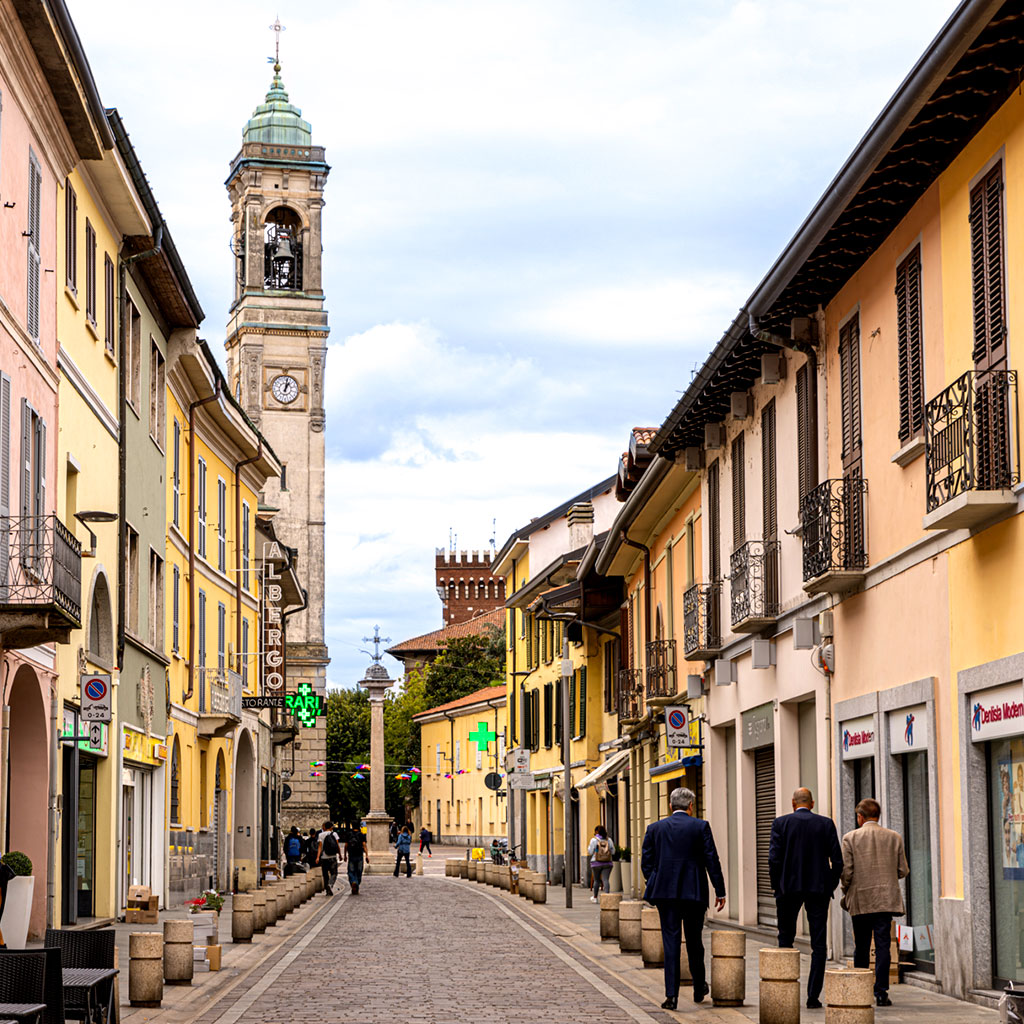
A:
262 541 285 692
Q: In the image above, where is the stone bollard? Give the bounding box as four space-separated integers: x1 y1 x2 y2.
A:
641 907 664 968
252 891 267 933
825 968 874 1024
314 873 323 893
416 854 424 876
711 930 746 1007
264 889 278 926
531 872 547 905
600 893 622 939
759 948 801 1024
162 920 194 986
618 900 644 954
500 865 511 891
276 884 289 920
286 880 298 912
129 931 163 1008
467 859 478 881
476 860 487 884
518 869 533 900
232 892 254 943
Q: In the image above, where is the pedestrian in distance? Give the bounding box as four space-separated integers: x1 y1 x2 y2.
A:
419 826 433 857
641 786 726 1011
394 825 413 877
316 820 342 895
587 825 615 902
304 827 320 870
840 797 909 1008
284 826 303 875
768 787 843 1009
344 825 369 894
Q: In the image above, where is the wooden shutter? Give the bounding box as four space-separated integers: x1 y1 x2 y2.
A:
839 315 863 468
26 154 40 341
172 420 180 526
35 417 45 518
217 602 226 672
970 161 1006 369
731 433 745 547
525 613 532 668
104 255 114 351
554 678 562 744
85 220 96 322
172 565 179 652
896 246 925 442
708 460 721 580
65 183 76 290
578 666 587 737
521 686 530 750
796 363 818 499
532 690 540 750
20 399 30 521
198 590 206 666
761 400 777 540
543 683 553 748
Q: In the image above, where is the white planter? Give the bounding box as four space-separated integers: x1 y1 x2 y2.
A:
619 861 632 897
609 861 622 893
4 876 34 949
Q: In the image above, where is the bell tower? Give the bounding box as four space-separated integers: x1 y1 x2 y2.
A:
225 30 330 830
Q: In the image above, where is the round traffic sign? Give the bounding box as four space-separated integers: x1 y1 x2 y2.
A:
84 678 107 701
484 772 503 791
667 709 687 730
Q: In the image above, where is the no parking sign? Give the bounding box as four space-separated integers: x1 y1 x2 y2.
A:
81 674 112 723
665 705 690 748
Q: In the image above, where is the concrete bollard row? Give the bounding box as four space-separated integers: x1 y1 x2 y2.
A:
264 889 278 926
711 930 746 1007
641 906 664 968
599 893 622 940
825 968 874 1024
618 900 643 955
129 931 163 1008
759 947 800 1024
162 920 193 986
232 892 254 943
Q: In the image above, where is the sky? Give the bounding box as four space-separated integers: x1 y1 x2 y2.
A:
71 0 960 687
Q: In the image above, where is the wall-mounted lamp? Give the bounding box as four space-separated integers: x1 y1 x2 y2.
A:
74 510 117 557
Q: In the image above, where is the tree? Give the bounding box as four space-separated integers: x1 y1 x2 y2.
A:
422 625 504 708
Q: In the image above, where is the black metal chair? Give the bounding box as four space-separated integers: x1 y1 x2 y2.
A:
0 949 48 1024
44 930 114 1024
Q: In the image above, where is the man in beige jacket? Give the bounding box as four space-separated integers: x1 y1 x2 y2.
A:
840 798 909 1007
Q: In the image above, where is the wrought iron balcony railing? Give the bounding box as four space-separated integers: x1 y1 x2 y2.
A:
800 477 868 589
683 582 722 659
730 539 779 632
617 668 643 722
0 514 82 626
925 368 1020 514
197 667 242 727
645 639 677 699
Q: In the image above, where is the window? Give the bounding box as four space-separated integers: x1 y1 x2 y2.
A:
543 683 553 748
603 638 619 714
170 738 181 825
896 246 924 443
26 153 41 342
126 525 139 635
762 400 777 541
263 206 303 290
796 363 818 500
280 463 287 490
217 602 226 674
149 550 164 650
525 613 533 668
554 678 562 745
731 433 745 547
65 181 77 292
839 315 863 470
708 459 720 581
149 341 165 446
436 747 442 774
126 298 141 409
172 420 180 528
531 690 540 751
87 573 113 666
241 617 249 688
970 161 1006 370
569 670 576 737
172 564 180 653
19 400 45 531
196 457 207 558
455 740 460 771
103 255 115 353
0 375 10 570
242 500 250 590
84 219 96 324
217 478 226 572
197 589 207 667
578 666 587 737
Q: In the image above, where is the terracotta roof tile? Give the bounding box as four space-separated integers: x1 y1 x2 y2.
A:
386 607 504 656
632 427 657 446
414 684 506 720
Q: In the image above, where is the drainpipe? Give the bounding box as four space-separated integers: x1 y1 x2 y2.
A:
187 379 222 699
620 534 651 650
46 678 58 928
442 710 457 844
234 441 262 673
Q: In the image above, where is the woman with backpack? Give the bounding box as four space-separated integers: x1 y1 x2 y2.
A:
588 825 615 901
394 825 413 878
284 827 304 874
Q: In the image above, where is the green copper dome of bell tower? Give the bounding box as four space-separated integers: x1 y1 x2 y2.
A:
242 66 312 147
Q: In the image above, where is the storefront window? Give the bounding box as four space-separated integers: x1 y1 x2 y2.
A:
853 758 875 828
902 751 934 968
77 759 95 918
988 737 1024 985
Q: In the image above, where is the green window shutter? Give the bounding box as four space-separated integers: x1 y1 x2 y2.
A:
569 670 576 738
579 666 587 737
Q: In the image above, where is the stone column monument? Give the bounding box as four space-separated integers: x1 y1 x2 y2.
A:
359 630 395 872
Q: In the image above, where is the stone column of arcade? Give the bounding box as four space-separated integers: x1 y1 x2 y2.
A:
359 650 395 873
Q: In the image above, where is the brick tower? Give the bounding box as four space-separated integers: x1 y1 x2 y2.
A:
434 549 506 627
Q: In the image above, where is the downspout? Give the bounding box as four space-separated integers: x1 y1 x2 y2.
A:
187 379 222 699
46 677 58 928
620 534 651 650
443 710 456 828
234 441 262 673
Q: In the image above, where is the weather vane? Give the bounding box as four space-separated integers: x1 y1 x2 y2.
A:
361 625 391 664
269 16 285 70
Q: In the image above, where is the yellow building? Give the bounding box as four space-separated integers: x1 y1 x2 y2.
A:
414 685 507 845
164 335 280 900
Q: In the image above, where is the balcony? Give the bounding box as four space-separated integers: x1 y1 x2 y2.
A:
730 539 779 634
645 639 677 702
801 478 868 594
0 515 82 648
924 369 1020 531
683 582 722 660
617 668 644 724
197 667 242 737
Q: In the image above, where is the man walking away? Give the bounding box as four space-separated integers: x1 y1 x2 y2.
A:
587 825 615 902
841 798 909 1007
419 826 432 857
344 826 369 894
316 820 342 895
641 787 726 1010
768 787 843 1009
284 827 303 875
304 827 319 871
394 825 413 877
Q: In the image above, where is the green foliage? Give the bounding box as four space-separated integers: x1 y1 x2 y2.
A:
422 627 504 708
1 851 32 876
614 845 631 863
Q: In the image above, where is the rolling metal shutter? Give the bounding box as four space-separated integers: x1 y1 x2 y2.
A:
755 746 776 928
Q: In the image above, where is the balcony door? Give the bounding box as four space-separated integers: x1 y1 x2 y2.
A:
839 315 865 559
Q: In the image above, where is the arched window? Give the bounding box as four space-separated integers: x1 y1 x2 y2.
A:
170 736 181 825
87 573 113 666
263 207 303 290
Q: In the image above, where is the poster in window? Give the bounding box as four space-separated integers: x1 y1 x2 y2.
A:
997 756 1024 880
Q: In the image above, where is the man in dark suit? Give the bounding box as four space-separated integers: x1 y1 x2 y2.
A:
768 787 843 1009
641 786 726 1010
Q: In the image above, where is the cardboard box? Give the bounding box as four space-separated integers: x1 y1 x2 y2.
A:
206 945 222 971
126 885 159 924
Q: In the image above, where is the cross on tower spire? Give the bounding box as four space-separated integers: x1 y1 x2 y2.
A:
361 625 391 664
269 16 285 71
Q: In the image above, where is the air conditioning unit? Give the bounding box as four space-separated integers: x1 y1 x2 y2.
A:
714 658 736 685
704 423 725 449
761 352 787 384
730 392 753 420
818 609 834 639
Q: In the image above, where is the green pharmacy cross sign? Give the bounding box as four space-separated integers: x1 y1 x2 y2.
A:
286 682 324 728
468 721 497 750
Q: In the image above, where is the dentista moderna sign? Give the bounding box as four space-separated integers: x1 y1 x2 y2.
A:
841 714 876 760
970 682 1024 742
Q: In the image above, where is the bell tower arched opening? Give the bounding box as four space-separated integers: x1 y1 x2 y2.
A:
264 207 303 291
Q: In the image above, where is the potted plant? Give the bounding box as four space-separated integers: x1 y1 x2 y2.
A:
616 846 632 896
1 852 33 949
186 890 224 945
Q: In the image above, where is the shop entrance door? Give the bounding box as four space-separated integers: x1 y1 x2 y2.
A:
853 757 876 828
121 783 134 908
901 751 934 970
987 736 1024 987
76 758 96 918
755 746 776 928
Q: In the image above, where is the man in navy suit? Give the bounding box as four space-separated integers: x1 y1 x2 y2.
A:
768 787 843 1009
641 786 726 1010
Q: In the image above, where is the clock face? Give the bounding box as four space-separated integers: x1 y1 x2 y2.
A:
272 374 299 404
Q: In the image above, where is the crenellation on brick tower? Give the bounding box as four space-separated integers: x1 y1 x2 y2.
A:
434 548 506 626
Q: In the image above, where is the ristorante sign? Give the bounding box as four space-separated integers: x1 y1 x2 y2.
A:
970 682 1024 742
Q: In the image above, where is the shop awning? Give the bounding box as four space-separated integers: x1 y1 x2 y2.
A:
577 748 631 789
649 754 703 781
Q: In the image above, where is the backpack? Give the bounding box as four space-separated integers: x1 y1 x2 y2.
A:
285 835 301 858
594 839 612 863
321 832 340 857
